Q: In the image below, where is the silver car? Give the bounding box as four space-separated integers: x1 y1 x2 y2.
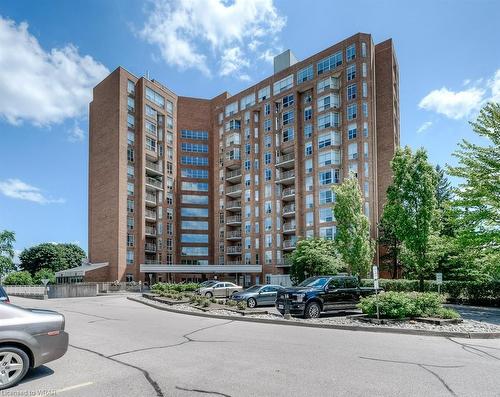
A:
198 282 242 298
231 285 285 308
0 302 69 390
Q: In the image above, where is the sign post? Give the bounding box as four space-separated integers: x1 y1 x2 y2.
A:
41 278 50 299
372 266 380 321
435 272 443 294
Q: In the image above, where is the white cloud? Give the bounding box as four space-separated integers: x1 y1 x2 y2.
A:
0 17 109 126
417 121 432 134
419 69 500 120
139 0 286 78
0 179 65 205
68 121 85 142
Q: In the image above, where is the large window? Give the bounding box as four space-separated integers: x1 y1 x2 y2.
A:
273 74 293 95
297 65 313 83
181 168 209 179
181 182 209 191
317 51 342 75
282 94 294 108
258 86 270 102
347 104 357 120
319 189 334 204
347 64 356 81
348 123 357 140
346 44 356 61
347 84 357 100
181 130 208 140
181 234 209 243
240 93 256 109
181 207 209 217
320 226 336 240
225 101 238 117
319 207 334 223
181 220 209 230
181 142 208 153
318 112 340 130
181 156 208 166
145 87 165 108
282 110 294 126
145 137 156 152
145 120 157 136
182 194 209 205
282 127 294 143
181 246 209 256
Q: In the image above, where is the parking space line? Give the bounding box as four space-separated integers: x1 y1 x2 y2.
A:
32 381 94 396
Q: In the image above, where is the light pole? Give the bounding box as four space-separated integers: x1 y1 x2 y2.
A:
41 278 50 300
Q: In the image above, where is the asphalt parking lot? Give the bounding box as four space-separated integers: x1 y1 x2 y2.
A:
5 295 500 397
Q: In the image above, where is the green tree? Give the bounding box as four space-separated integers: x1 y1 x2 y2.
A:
0 230 16 283
4 271 33 285
383 147 438 290
289 238 344 284
435 164 452 210
377 216 402 279
19 243 86 275
33 268 56 285
447 102 500 279
333 176 375 277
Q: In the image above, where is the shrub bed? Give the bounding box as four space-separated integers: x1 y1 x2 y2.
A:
358 292 460 320
360 279 500 306
151 282 200 293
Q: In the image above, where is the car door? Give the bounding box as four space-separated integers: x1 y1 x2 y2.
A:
258 286 276 305
213 283 225 297
323 278 344 311
343 277 361 308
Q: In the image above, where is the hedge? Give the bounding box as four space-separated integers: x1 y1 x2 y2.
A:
151 282 200 293
360 279 500 306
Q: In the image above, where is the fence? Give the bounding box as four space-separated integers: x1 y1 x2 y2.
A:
4 283 99 299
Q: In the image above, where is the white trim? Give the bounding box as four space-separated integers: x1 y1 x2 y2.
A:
140 264 262 274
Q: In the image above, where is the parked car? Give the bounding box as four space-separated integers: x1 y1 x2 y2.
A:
198 282 242 298
276 275 380 319
231 285 285 308
0 286 9 304
0 302 68 390
198 280 218 289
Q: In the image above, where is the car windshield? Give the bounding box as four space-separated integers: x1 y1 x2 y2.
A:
245 285 262 292
297 277 329 288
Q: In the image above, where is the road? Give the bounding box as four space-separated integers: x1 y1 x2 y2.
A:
6 295 500 397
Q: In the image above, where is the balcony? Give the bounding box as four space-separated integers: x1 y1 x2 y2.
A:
226 230 242 240
283 222 296 234
226 184 242 197
145 209 157 220
145 160 163 176
226 260 243 266
144 259 157 265
145 192 157 206
281 187 296 201
276 169 295 185
226 168 242 182
226 200 241 211
146 177 163 190
275 259 292 268
225 156 241 170
276 153 295 168
226 215 242 225
283 239 297 250
226 245 242 255
145 243 157 253
145 226 156 236
282 204 296 217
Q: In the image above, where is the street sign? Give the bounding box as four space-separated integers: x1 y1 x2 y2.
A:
372 265 379 280
435 273 443 285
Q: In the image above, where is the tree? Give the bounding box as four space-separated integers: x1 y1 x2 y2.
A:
4 271 33 285
333 176 375 277
383 147 438 290
377 216 402 279
19 243 86 275
289 238 344 284
0 230 16 283
33 268 56 285
447 102 500 279
435 164 452 210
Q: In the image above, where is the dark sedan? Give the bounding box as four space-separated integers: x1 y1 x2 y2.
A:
0 302 68 390
231 285 285 308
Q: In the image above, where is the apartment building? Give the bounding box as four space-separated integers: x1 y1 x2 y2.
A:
88 33 400 285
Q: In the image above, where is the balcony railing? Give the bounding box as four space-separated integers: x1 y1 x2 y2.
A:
226 260 243 266
146 160 163 173
145 193 157 203
145 226 156 236
226 230 242 239
276 153 295 165
226 184 242 194
283 240 297 249
226 200 241 210
146 177 163 189
283 222 296 232
226 169 242 179
226 245 242 254
145 243 157 252
281 187 296 198
226 215 242 224
276 169 295 181
282 204 296 214
145 209 156 219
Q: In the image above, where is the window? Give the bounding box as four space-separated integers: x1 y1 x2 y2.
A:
319 170 332 185
361 42 367 57
127 199 134 213
145 120 157 136
145 87 165 108
127 217 134 230
305 143 312 156
127 97 134 111
348 123 357 140
347 84 357 100
166 100 173 114
258 86 270 102
273 75 293 95
181 143 208 153
182 195 209 204
318 151 332 167
364 181 369 198
348 142 358 160
318 112 340 130
297 65 313 83
282 110 294 126
126 250 134 265
264 119 272 132
146 137 156 152
317 51 342 75
127 80 135 94
181 246 209 256
362 62 367 78
304 124 313 139
127 131 135 145
127 165 134 178
305 159 313 173
363 122 369 137
264 103 271 115
318 76 339 93
363 102 368 117
181 168 209 179
364 142 369 158
349 162 358 177
225 101 238 117
282 94 294 108
282 127 294 142
306 212 314 227
181 182 209 191
225 119 241 131
264 135 272 148
145 105 157 118
319 189 334 204
319 207 334 223
320 226 336 240
318 132 333 149
127 114 134 128
181 221 209 230
181 156 208 166
181 130 208 140
127 234 134 247
304 107 312 120
127 182 134 196
347 104 357 120
265 152 272 164
127 147 134 162
265 168 272 181
240 93 256 109
181 207 209 217
347 64 356 81
346 44 356 61
362 81 368 98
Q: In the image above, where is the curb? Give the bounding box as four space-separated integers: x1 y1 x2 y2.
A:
127 296 500 339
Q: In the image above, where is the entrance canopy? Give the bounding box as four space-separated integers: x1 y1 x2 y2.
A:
140 264 262 274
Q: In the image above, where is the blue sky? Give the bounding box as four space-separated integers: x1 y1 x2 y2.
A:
0 0 499 257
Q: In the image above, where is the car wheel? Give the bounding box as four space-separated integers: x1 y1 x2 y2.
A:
0 346 30 390
247 298 257 308
304 302 321 319
205 292 213 298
